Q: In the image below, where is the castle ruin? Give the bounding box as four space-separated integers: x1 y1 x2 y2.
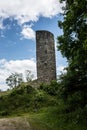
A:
36 30 56 83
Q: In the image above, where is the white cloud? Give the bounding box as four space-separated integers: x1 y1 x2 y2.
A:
0 0 63 24
57 66 66 75
0 58 66 91
0 59 36 91
0 0 65 40
21 25 35 40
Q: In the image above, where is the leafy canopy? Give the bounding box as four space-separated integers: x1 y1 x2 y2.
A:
57 0 87 107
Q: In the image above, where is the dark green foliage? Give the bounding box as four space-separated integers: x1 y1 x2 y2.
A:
57 0 87 111
0 84 57 116
0 85 35 115
39 81 59 96
25 84 35 93
58 0 87 70
34 90 47 102
32 90 48 110
56 1 87 128
0 110 9 116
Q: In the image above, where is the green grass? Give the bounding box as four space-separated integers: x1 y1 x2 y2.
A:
27 105 87 130
29 118 52 130
0 83 87 130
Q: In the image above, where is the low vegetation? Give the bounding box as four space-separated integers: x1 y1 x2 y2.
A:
0 81 87 129
0 81 59 116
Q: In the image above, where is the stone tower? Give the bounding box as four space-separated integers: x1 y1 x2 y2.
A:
36 30 56 83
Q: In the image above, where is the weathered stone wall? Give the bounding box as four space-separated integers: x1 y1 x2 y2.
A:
36 30 56 83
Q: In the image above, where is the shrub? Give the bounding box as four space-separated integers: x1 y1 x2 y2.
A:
32 90 48 110
0 110 9 116
39 81 59 96
24 85 35 94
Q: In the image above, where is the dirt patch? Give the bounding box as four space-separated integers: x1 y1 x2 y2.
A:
0 117 31 130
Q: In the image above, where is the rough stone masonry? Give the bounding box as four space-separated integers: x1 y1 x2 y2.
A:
36 30 56 83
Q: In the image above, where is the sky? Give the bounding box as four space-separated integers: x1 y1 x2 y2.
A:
0 0 67 91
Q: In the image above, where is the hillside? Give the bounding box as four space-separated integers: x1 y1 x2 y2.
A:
0 81 87 130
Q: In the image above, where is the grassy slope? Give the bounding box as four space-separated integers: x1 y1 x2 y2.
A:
28 106 87 130
0 83 87 130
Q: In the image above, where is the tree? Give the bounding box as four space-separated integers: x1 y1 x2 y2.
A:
6 72 23 89
25 70 34 82
57 0 87 108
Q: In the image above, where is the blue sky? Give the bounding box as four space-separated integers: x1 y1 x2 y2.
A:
0 0 67 90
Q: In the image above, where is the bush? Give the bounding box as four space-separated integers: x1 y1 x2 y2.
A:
0 110 9 116
24 85 35 94
39 81 59 96
32 90 48 110
35 90 47 102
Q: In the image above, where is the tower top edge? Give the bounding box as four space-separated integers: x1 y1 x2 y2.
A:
36 30 54 36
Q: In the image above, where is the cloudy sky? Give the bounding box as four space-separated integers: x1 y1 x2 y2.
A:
0 0 67 91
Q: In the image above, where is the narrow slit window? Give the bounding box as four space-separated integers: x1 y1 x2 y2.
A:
44 62 47 66
45 50 47 54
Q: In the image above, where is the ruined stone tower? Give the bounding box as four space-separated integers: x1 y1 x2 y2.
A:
36 30 56 83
